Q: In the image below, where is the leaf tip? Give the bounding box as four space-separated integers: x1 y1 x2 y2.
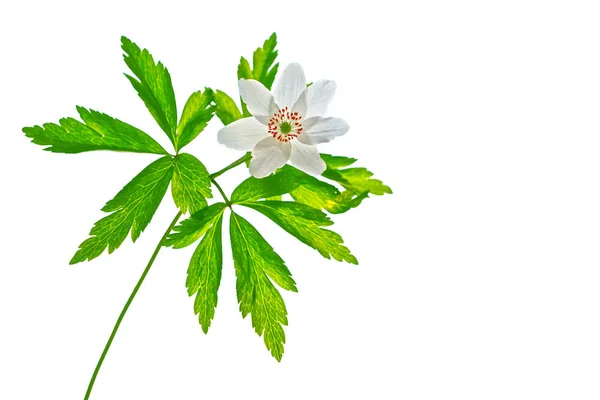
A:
200 322 211 334
69 252 83 265
120 35 132 47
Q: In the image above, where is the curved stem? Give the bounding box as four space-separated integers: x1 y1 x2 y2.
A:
211 178 232 207
84 152 248 398
210 153 251 179
84 211 183 400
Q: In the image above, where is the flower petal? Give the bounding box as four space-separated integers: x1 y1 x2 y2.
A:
250 136 292 178
217 117 269 151
305 79 337 118
291 89 307 117
238 79 278 117
273 63 306 109
290 140 326 176
254 115 272 126
297 117 350 145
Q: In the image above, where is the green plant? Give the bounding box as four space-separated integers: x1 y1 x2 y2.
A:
23 33 391 399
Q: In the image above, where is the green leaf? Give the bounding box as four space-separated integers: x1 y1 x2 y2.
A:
322 155 392 196
230 212 296 361
23 107 168 155
237 33 279 116
324 167 392 195
171 153 212 215
237 33 279 90
243 201 358 264
320 154 392 208
177 88 215 149
187 212 224 333
165 203 226 249
289 155 392 213
70 156 174 264
231 165 306 203
213 90 243 126
288 168 353 214
319 154 357 169
121 36 177 147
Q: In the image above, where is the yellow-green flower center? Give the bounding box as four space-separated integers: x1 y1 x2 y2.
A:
279 121 292 134
268 106 304 142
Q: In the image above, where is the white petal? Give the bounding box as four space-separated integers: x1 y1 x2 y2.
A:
254 115 272 126
305 79 337 118
217 117 269 151
290 140 326 176
238 79 278 117
291 89 307 116
298 117 350 145
273 63 306 109
250 136 292 178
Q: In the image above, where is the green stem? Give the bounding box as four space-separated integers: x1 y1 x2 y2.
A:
211 178 232 207
210 153 251 179
84 152 248 398
84 211 183 400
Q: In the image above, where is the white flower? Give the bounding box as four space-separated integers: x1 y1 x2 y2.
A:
217 63 349 178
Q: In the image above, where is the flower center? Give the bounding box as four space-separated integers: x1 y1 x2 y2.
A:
268 106 303 142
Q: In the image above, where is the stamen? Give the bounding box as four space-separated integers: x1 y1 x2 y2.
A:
268 107 304 142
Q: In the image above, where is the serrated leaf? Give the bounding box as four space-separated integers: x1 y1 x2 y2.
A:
230 212 297 361
320 154 392 196
214 90 243 126
289 168 353 214
165 203 226 249
320 153 392 208
323 167 392 196
121 36 177 147
171 153 212 215
187 212 224 333
319 154 357 169
237 33 279 116
231 165 305 203
290 155 392 213
177 89 215 149
23 107 168 155
243 201 358 264
70 156 174 264
237 33 279 90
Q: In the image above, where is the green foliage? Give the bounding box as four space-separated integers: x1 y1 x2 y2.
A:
321 154 393 197
319 154 357 169
230 212 296 361
70 156 174 264
23 107 168 155
214 90 243 126
25 33 391 366
237 33 279 90
243 201 358 264
231 165 305 203
177 89 215 149
172 153 212 215
290 154 392 214
289 170 354 214
237 33 279 116
121 36 178 148
187 213 224 333
165 203 226 249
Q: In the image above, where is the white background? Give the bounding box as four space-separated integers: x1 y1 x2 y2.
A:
1 1 599 399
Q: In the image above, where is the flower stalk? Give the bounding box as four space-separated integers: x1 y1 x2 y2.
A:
85 155 247 399
84 210 183 400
